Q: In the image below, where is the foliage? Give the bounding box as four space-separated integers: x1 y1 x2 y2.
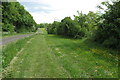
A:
37 23 45 28
2 23 14 33
3 29 118 78
47 17 85 38
46 1 120 49
47 11 99 39
2 2 37 33
74 11 100 37
94 1 120 49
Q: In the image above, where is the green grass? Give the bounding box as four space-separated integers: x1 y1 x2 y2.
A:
3 28 118 78
4 31 70 78
2 32 34 38
2 35 34 68
0 45 2 78
45 34 118 78
0 31 2 39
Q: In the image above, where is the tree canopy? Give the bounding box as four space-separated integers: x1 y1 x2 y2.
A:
46 1 120 49
94 1 120 48
2 2 37 33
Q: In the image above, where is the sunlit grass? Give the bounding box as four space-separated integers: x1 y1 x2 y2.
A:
0 45 2 78
2 35 34 68
3 33 70 78
45 34 118 78
2 28 118 78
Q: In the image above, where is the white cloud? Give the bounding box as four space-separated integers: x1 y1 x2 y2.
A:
19 0 106 24
30 12 54 24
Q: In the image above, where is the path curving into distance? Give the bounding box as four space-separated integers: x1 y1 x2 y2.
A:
0 34 33 45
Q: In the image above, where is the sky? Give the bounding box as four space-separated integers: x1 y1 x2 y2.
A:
18 0 106 24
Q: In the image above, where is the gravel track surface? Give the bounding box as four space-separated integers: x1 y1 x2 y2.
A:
0 34 33 45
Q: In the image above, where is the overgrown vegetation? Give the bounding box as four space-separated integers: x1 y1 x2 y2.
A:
2 1 37 33
1 0 119 78
46 1 120 49
36 23 46 28
46 11 99 38
3 29 118 78
46 34 118 78
93 1 120 49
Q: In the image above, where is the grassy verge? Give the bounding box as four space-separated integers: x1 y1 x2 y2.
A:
2 28 118 78
3 31 70 78
45 34 118 78
0 31 2 39
2 32 34 38
2 35 34 68
0 45 2 78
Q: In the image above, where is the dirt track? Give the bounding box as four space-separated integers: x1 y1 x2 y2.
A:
0 34 33 45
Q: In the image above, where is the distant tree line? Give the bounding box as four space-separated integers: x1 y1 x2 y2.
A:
36 23 46 28
2 1 37 33
46 1 120 49
46 11 99 38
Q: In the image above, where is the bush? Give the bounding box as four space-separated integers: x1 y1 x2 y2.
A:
2 23 14 33
93 1 120 49
47 17 85 39
103 37 118 48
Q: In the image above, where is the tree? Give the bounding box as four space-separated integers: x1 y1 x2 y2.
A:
94 1 120 48
74 11 99 37
2 2 37 33
47 17 85 38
